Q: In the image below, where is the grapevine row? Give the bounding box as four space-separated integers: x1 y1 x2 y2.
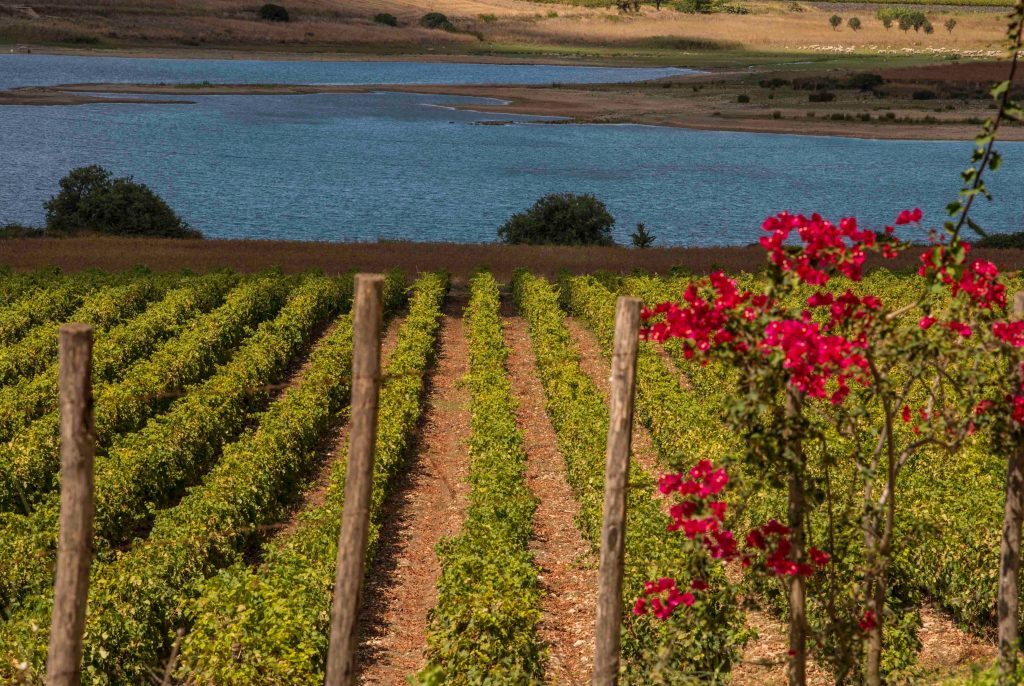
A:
513 271 744 683
174 271 444 685
0 274 348 616
0 270 238 443
0 271 111 346
0 274 291 514
421 270 544 684
0 270 409 684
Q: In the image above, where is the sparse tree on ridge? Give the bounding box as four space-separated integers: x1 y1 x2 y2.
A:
830 14 842 30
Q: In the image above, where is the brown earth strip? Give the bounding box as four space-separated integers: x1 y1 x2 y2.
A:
502 298 598 685
357 290 472 685
917 603 996 677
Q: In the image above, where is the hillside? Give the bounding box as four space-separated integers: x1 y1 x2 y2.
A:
0 0 1014 63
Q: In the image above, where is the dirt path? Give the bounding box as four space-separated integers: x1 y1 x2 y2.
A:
503 303 598 685
917 603 996 675
357 292 472 685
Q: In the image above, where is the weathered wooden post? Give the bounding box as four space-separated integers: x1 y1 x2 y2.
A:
997 290 1024 684
46 324 95 686
325 274 385 686
592 296 642 686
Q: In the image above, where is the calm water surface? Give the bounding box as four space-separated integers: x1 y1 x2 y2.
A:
1 55 1021 245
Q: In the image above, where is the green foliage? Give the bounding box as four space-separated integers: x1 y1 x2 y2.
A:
0 276 290 522
0 272 410 684
0 272 237 444
848 16 862 30
0 272 107 346
945 17 957 32
373 12 398 26
830 14 842 29
421 271 544 684
421 11 456 30
0 223 43 238
631 222 657 248
976 230 1024 248
173 273 440 686
0 277 165 388
515 272 747 683
809 91 836 102
913 89 938 100
44 165 200 238
258 3 290 21
498 193 616 246
737 93 750 103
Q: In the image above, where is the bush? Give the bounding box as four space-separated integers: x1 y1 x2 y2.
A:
44 165 201 238
420 12 456 30
737 93 750 103
809 91 836 102
923 19 934 33
0 223 44 238
912 89 937 100
373 12 398 26
829 14 842 29
848 16 861 30
631 222 656 248
258 3 289 21
847 72 884 91
976 231 1024 249
945 18 957 33
497 193 615 246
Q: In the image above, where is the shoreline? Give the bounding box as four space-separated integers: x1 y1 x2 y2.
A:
5 80 1023 141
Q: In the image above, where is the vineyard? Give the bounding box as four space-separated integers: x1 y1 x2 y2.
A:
0 263 1020 685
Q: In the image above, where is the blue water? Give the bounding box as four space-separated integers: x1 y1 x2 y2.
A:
0 55 1022 245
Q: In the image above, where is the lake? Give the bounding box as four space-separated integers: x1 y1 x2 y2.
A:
1 54 1021 245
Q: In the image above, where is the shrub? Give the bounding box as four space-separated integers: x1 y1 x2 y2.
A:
923 19 934 34
258 3 289 22
913 89 937 100
0 223 44 238
945 18 957 33
737 93 750 103
373 12 398 26
789 1 804 11
809 91 836 102
631 222 656 248
44 165 201 238
772 110 783 119
976 231 1024 248
497 193 615 246
420 11 455 30
847 72 884 91
848 16 861 30
830 14 842 30
882 16 893 29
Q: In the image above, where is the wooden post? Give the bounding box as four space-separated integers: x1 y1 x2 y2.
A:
46 324 95 686
997 291 1024 684
325 274 385 686
592 296 642 686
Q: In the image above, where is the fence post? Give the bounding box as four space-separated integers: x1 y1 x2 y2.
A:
592 296 642 686
46 324 95 686
997 291 1024 683
325 274 385 686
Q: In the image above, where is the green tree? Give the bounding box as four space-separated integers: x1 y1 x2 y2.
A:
829 14 842 30
899 15 912 31
258 3 289 21
44 165 201 238
497 193 615 246
848 16 861 31
945 17 957 33
631 222 656 248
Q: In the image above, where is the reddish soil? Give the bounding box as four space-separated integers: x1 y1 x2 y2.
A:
503 302 598 684
357 292 472 684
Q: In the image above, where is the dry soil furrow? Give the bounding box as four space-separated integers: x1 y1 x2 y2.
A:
503 306 598 685
917 603 996 675
357 293 472 685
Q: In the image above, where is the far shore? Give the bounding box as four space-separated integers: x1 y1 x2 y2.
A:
5 77 1024 141
3 236 1024 281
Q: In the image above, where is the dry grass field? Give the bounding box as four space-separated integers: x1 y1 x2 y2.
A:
0 0 1015 60
5 235 1024 281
